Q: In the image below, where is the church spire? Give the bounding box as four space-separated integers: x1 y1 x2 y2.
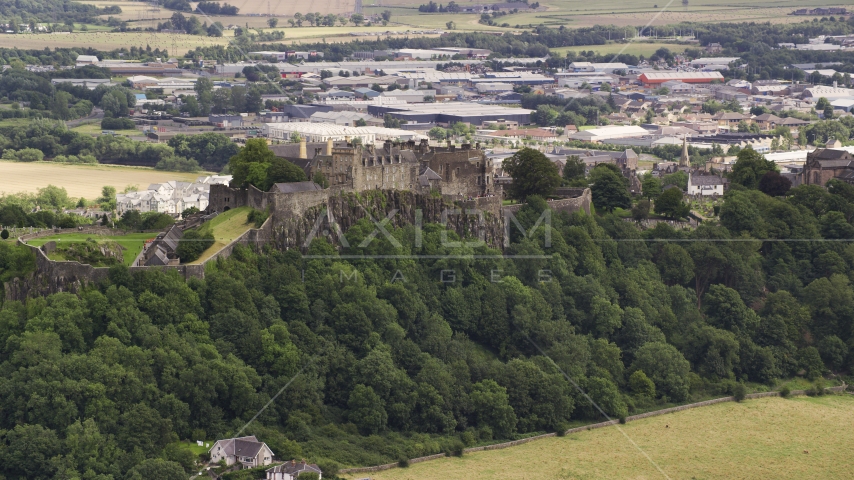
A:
680 137 690 167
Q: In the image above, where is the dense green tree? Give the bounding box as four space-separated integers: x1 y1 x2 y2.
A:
562 155 586 183
630 342 691 401
589 165 630 213
502 148 562 201
470 379 517 438
348 385 388 435
655 188 690 219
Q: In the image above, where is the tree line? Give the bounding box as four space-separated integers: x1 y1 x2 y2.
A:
1 158 854 477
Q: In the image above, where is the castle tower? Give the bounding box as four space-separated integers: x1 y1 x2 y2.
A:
680 137 690 167
299 137 307 159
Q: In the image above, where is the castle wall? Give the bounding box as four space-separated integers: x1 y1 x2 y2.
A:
422 146 493 198
503 188 592 217
5 239 203 302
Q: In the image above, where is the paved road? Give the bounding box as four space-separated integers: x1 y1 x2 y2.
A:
66 107 104 127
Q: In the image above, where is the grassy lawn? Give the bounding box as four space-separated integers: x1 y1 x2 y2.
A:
71 122 143 137
167 439 212 457
354 395 854 480
189 207 254 265
27 232 157 266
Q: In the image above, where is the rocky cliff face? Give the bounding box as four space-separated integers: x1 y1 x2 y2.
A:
273 190 505 252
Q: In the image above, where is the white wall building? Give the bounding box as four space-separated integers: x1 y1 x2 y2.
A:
568 125 650 142
688 173 724 196
116 175 231 215
263 122 427 143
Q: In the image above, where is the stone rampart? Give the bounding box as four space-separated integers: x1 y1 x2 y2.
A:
503 188 592 217
4 236 203 302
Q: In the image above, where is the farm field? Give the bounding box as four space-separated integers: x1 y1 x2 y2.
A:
0 161 206 200
26 233 157 266
189 206 253 264
354 395 854 480
551 42 688 58
8 31 228 51
201 0 356 16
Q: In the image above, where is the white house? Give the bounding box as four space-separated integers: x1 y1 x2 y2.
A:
687 173 724 196
266 460 323 480
210 436 275 469
115 176 232 215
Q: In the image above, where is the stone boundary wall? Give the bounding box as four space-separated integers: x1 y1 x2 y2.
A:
4 235 203 302
338 386 847 475
503 189 592 217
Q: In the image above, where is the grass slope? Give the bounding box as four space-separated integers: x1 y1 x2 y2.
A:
189 206 253 265
355 395 854 480
26 232 157 266
0 161 206 200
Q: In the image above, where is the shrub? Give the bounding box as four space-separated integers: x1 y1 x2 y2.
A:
2 147 44 162
554 421 570 437
779 385 791 398
247 208 269 228
101 117 136 130
176 228 215 263
397 457 409 468
732 382 747 402
315 460 339 477
813 379 826 396
0 229 8 240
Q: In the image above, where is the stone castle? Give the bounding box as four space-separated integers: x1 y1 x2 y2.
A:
6 141 592 301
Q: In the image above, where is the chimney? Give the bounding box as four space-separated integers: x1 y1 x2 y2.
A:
326 138 333 155
299 136 307 159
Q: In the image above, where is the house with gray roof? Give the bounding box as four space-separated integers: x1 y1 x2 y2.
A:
266 460 322 480
688 172 724 196
210 435 275 469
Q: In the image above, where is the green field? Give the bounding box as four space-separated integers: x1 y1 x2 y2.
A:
552 42 688 58
71 122 143 137
26 232 157 266
355 395 854 480
189 206 254 264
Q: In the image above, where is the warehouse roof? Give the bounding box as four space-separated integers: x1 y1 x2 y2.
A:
639 72 724 82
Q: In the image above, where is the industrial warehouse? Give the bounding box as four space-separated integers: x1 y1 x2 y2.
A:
366 103 534 127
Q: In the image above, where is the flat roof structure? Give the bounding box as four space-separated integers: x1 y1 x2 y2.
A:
263 122 427 143
367 102 534 126
639 72 724 85
568 125 650 142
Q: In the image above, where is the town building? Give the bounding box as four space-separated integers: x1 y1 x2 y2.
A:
803 148 854 186
568 125 650 142
638 72 725 86
266 460 323 480
209 436 275 470
688 172 725 196
116 176 232 215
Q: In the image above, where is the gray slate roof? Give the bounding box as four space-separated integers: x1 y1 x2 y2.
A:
267 461 322 475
